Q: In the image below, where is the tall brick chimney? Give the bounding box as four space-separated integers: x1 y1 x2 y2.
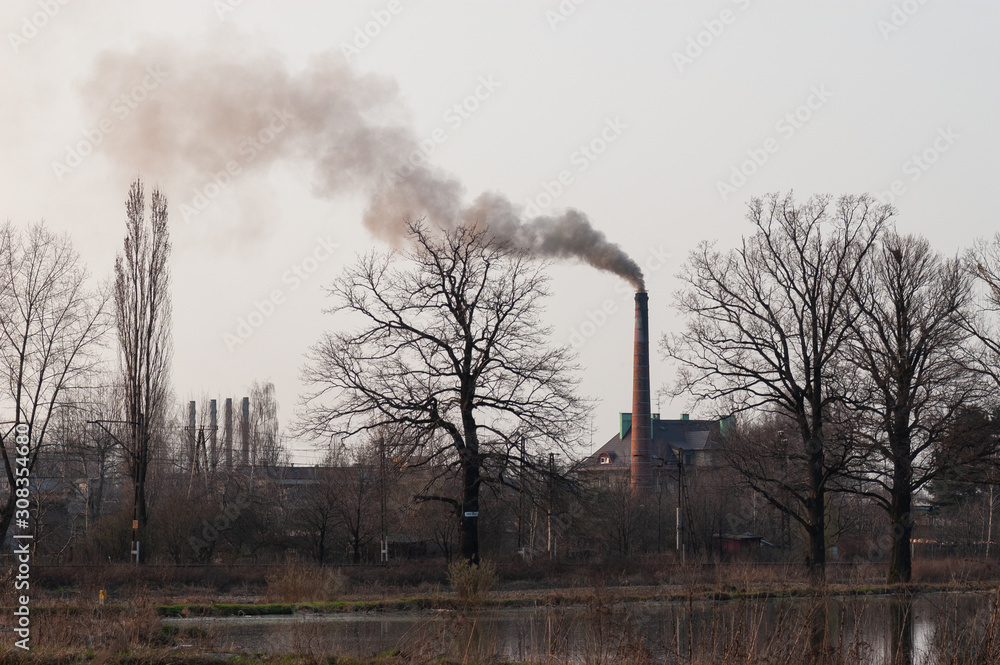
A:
631 291 652 491
224 398 233 468
241 396 250 466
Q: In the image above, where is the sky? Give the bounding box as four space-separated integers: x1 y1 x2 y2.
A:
1 1 997 462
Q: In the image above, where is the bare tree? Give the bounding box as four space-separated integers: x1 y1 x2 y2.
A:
292 463 341 564
114 179 172 537
665 192 891 581
299 220 582 565
0 221 110 541
333 448 379 564
51 379 123 541
249 380 285 468
842 233 979 583
966 233 1000 391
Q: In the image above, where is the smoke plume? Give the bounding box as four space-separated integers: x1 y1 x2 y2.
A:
80 34 644 289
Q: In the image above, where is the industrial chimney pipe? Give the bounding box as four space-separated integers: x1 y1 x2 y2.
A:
631 291 652 492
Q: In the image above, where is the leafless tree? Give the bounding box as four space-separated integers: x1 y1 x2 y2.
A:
299 220 582 564
965 233 1000 392
114 179 172 533
0 221 110 541
249 380 285 468
664 192 891 581
721 413 812 548
596 473 647 557
331 446 381 564
50 379 123 542
292 463 341 564
841 233 980 583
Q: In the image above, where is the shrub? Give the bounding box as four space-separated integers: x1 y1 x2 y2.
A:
447 559 497 604
265 564 347 602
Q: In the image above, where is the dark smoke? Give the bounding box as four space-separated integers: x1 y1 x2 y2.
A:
80 34 644 288
462 193 644 289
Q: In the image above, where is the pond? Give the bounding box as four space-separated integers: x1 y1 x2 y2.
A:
165 591 1000 664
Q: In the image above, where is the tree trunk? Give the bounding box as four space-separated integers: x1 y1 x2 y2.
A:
887 451 913 584
460 456 481 565
807 434 826 583
0 501 14 545
806 500 826 582
138 418 150 527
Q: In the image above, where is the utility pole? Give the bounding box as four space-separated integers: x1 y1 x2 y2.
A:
517 437 525 556
547 452 555 558
88 418 142 564
380 432 388 563
989 484 995 560
779 430 791 550
674 447 684 564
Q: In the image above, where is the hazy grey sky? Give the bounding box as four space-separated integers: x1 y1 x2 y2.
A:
1 1 997 460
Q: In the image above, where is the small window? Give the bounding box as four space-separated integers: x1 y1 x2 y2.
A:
599 453 612 465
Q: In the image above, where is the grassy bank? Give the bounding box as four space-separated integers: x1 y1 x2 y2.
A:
4 557 1000 664
6 578 996 619
0 652 418 665
150 579 1000 616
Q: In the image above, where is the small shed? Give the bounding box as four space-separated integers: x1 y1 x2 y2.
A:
713 532 776 557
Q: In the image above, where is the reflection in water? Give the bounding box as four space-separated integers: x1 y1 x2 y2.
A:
167 591 999 663
890 597 913 665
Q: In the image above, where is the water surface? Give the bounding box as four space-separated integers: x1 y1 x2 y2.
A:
166 591 1000 663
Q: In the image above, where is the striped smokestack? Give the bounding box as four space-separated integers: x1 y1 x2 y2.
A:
241 397 250 466
630 291 652 491
188 401 197 472
209 399 218 470
224 398 233 468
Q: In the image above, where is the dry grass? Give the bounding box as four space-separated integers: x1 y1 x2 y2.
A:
10 556 1000 664
265 564 348 602
0 602 215 664
911 557 1000 584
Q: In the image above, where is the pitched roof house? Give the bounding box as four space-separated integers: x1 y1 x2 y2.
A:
582 413 729 474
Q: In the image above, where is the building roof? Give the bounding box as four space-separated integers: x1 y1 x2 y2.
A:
582 415 724 472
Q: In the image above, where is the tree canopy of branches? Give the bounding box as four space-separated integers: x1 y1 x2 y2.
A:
842 233 979 583
0 221 109 540
967 233 1000 389
665 192 892 581
299 220 581 564
114 179 172 533
249 380 285 468
928 406 1000 508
